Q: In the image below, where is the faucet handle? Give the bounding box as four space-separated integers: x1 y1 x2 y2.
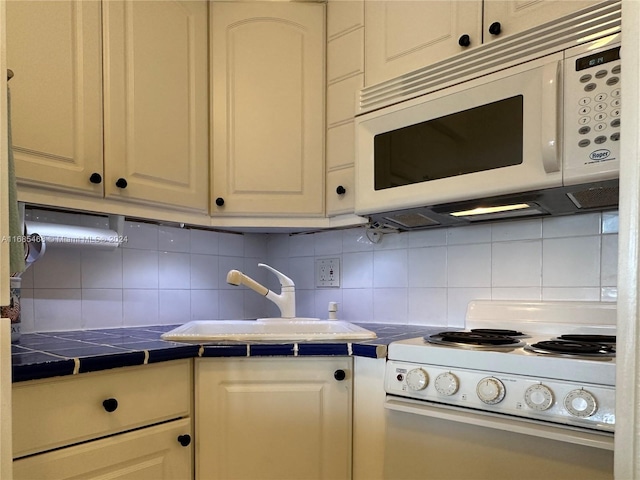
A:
258 263 295 288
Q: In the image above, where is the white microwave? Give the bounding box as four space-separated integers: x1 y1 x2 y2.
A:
355 34 621 229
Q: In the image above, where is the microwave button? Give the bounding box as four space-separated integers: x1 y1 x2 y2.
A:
612 109 621 118
611 119 621 128
594 103 607 112
595 69 608 79
584 83 597 92
612 88 621 97
611 132 620 141
595 93 608 102
594 123 607 132
594 112 608 121
579 106 591 115
578 139 591 148
580 74 592 83
579 116 591 125
606 76 620 86
578 126 591 135
594 136 607 145
579 97 591 106
612 65 621 75
611 98 621 108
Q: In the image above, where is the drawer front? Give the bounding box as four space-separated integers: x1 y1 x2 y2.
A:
13 359 192 457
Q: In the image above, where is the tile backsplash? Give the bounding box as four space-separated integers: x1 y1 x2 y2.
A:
19 209 618 332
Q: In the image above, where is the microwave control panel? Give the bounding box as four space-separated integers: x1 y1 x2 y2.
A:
564 36 620 185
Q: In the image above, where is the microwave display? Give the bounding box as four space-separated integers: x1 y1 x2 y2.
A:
374 95 524 190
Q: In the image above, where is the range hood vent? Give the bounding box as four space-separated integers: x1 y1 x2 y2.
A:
568 185 619 209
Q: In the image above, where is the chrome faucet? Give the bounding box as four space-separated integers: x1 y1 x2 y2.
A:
226 263 296 318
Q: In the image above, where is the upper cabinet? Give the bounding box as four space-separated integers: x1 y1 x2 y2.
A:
364 0 602 86
364 0 482 86
7 0 209 213
210 2 325 217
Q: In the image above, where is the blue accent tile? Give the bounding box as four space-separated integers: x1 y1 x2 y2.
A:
51 331 120 341
249 344 295 357
12 353 75 382
79 351 146 374
201 345 248 357
297 343 349 356
352 343 383 358
148 345 200 364
43 345 131 358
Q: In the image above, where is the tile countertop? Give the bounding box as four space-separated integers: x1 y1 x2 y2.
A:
10 323 446 383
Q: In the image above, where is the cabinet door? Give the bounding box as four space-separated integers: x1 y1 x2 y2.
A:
13 418 192 480
364 0 482 86
6 0 103 195
196 357 352 480
211 2 325 216
483 1 599 43
103 0 209 212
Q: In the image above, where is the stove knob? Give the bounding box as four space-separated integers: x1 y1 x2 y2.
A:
524 384 554 411
406 368 429 391
435 372 459 396
476 377 506 404
564 389 597 418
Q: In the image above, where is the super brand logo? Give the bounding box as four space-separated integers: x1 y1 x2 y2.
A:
589 149 611 161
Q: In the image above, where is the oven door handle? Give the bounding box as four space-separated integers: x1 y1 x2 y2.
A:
385 396 613 451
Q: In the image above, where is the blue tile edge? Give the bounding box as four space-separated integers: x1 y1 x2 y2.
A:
13 359 76 383
147 345 200 364
298 343 349 356
79 352 146 374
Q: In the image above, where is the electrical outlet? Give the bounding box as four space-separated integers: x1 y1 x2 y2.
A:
315 258 340 287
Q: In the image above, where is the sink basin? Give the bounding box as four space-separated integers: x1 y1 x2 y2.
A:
161 319 377 342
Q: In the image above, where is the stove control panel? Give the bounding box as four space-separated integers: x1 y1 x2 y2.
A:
386 360 615 432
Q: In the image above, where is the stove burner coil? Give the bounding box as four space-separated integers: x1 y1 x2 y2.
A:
558 334 616 344
435 331 520 346
530 340 615 355
470 328 524 337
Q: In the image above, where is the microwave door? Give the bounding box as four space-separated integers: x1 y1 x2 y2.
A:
355 53 564 216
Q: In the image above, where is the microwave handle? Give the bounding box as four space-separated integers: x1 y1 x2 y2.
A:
540 60 562 173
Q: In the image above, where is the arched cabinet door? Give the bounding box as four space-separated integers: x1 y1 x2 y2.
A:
211 2 325 216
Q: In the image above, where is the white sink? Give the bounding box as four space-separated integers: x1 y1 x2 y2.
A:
161 319 377 343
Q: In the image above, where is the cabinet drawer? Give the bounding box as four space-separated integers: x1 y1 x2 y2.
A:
13 359 192 458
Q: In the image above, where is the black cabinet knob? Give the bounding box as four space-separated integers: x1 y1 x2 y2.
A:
458 34 471 47
215 197 225 207
334 369 346 381
89 173 102 184
489 22 502 36
115 178 128 189
102 398 118 413
177 434 192 447
336 185 346 195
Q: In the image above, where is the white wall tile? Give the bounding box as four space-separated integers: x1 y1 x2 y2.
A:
159 226 191 253
491 218 542 242
314 289 343 319
315 230 344 255
408 247 447 288
407 288 447 325
33 248 81 289
191 290 219 320
447 244 491 287
159 252 191 289
542 288 601 301
289 256 316 290
374 250 408 288
244 233 268 259
33 289 82 331
373 231 408 251
343 252 373 289
447 288 491 327
219 232 244 257
372 288 407 323
122 222 159 250
18 288 35 333
82 289 123 329
491 240 541 287
602 212 619 234
342 288 373 322
82 248 123 289
123 250 159 289
123 289 159 326
190 229 219 255
218 289 245 320
543 212 601 238
289 233 316 257
191 254 219 290
447 224 491 245
407 229 447 248
245 290 268 319
159 289 190 325
342 228 374 253
601 234 618 286
20 265 34 289
542 236 601 287
267 234 289 258
601 287 617 302
491 287 541 301
295 290 316 318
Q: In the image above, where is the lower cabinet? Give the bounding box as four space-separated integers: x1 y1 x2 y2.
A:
195 357 353 480
12 360 193 480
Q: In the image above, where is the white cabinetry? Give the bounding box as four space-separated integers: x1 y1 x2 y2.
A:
196 357 352 480
364 0 601 86
211 2 325 217
12 360 193 480
7 0 209 215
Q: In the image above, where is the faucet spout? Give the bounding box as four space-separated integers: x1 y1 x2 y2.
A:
226 264 296 318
